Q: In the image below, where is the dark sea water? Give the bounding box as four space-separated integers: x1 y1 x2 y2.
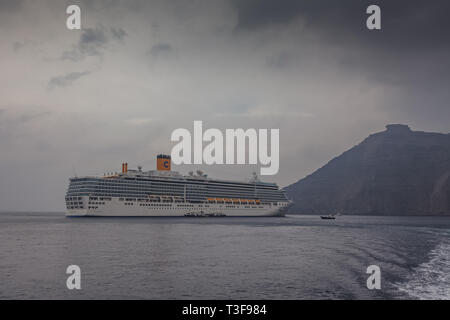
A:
0 212 449 300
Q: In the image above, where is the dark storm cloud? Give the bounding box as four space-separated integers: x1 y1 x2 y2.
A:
229 0 450 158
48 71 91 88
232 0 450 51
232 0 450 110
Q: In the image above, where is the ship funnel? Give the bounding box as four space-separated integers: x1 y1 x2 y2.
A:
157 154 171 171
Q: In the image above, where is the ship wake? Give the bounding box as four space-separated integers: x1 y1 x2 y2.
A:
394 232 450 300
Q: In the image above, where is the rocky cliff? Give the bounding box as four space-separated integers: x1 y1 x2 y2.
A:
284 125 450 215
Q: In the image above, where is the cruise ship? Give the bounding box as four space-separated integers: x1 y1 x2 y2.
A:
65 155 291 217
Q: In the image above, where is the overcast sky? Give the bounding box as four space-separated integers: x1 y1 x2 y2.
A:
1 0 449 211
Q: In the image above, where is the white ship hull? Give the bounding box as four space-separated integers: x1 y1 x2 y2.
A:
66 196 289 217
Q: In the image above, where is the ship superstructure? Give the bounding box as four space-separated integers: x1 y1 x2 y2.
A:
65 155 291 217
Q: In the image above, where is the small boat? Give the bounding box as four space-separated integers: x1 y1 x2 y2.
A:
320 214 336 220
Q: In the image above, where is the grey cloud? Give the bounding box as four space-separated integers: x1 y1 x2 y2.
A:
48 71 91 88
0 109 52 136
231 0 305 30
15 111 52 123
62 26 127 61
80 27 108 53
61 27 107 61
12 41 24 53
266 52 293 69
0 0 25 26
111 27 127 42
0 0 24 12
149 43 173 58
60 50 83 62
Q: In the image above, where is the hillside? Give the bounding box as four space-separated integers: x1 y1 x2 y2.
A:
284 125 450 215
